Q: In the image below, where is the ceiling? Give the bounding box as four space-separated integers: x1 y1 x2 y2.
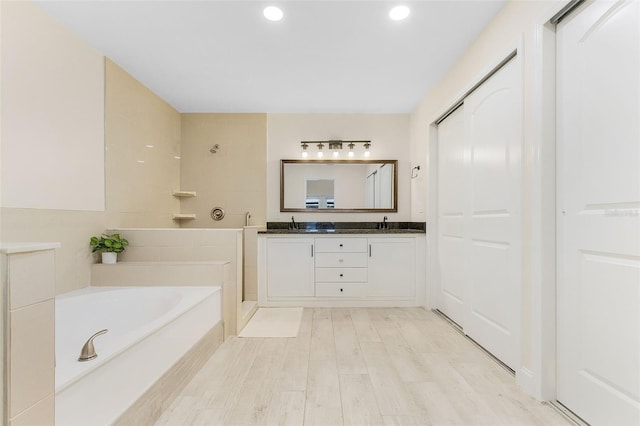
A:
35 1 506 113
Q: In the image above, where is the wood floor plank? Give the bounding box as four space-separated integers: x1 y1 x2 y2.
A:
359 341 418 416
309 308 336 361
332 309 368 375
350 308 383 342
338 374 384 425
264 391 306 426
304 358 343 426
417 353 503 425
224 339 288 425
275 309 312 392
154 308 571 426
407 381 467 425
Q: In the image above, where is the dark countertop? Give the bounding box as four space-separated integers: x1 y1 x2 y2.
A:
258 221 426 235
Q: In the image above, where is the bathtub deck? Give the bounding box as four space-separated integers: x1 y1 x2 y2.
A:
154 307 570 426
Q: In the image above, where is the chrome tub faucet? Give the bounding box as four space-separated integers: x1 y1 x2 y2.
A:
78 329 108 362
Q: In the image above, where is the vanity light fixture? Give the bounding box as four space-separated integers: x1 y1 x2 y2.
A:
329 141 342 158
300 140 372 158
263 6 283 21
389 5 410 21
364 142 371 157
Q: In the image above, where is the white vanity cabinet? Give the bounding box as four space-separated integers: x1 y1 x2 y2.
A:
258 234 425 307
367 238 416 298
266 238 315 298
315 237 368 298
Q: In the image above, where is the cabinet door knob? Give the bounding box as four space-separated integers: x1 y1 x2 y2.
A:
339 244 343 247
339 274 344 277
340 288 343 292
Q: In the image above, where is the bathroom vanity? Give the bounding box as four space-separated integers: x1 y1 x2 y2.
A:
257 223 425 307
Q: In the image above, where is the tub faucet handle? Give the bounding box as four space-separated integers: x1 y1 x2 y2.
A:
78 329 108 362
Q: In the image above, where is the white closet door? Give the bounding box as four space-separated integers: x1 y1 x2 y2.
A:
436 57 522 370
437 106 467 327
463 57 521 370
557 0 640 424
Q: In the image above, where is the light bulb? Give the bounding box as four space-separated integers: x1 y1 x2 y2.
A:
317 151 324 158
348 151 354 158
333 150 339 157
389 5 410 21
364 150 370 157
302 151 308 158
263 6 283 21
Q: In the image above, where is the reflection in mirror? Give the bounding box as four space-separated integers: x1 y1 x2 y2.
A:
306 179 334 209
281 160 397 212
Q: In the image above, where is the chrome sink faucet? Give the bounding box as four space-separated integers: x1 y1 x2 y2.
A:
379 216 389 229
289 216 298 230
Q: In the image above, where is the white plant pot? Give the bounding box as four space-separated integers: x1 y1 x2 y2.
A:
102 252 117 264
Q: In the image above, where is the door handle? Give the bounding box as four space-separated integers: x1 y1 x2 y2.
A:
369 244 372 257
311 244 314 257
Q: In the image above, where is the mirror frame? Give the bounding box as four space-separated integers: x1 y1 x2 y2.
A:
280 159 398 213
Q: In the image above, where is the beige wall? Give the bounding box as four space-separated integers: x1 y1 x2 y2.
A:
410 0 562 397
179 114 267 228
105 59 181 229
267 114 411 222
1 4 182 295
1 1 104 211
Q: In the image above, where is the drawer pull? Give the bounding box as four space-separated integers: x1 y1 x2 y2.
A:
339 244 344 247
340 288 343 292
339 274 344 277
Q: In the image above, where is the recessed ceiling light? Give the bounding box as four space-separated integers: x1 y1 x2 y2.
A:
389 5 410 21
263 6 283 21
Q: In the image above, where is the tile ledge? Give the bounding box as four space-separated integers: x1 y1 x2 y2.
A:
0 242 61 254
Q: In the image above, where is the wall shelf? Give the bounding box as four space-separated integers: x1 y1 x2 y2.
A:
172 191 197 197
172 214 196 220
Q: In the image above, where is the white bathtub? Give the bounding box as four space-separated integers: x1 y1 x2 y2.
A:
55 286 221 425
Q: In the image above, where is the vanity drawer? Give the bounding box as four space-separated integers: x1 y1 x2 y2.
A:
315 253 368 268
314 238 367 253
316 267 367 283
315 283 366 297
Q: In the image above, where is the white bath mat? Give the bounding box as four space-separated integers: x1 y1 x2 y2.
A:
238 307 303 338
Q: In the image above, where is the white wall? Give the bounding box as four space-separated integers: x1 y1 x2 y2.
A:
1 1 105 211
267 113 411 222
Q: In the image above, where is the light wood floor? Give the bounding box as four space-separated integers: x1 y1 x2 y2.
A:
155 308 571 426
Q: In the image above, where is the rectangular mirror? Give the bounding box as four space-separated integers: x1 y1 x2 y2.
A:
281 159 398 212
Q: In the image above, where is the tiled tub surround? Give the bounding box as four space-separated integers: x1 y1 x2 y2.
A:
107 228 243 337
0 243 60 426
90 260 233 338
261 221 426 234
55 286 222 426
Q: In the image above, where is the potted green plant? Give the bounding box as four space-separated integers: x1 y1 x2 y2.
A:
90 233 129 264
